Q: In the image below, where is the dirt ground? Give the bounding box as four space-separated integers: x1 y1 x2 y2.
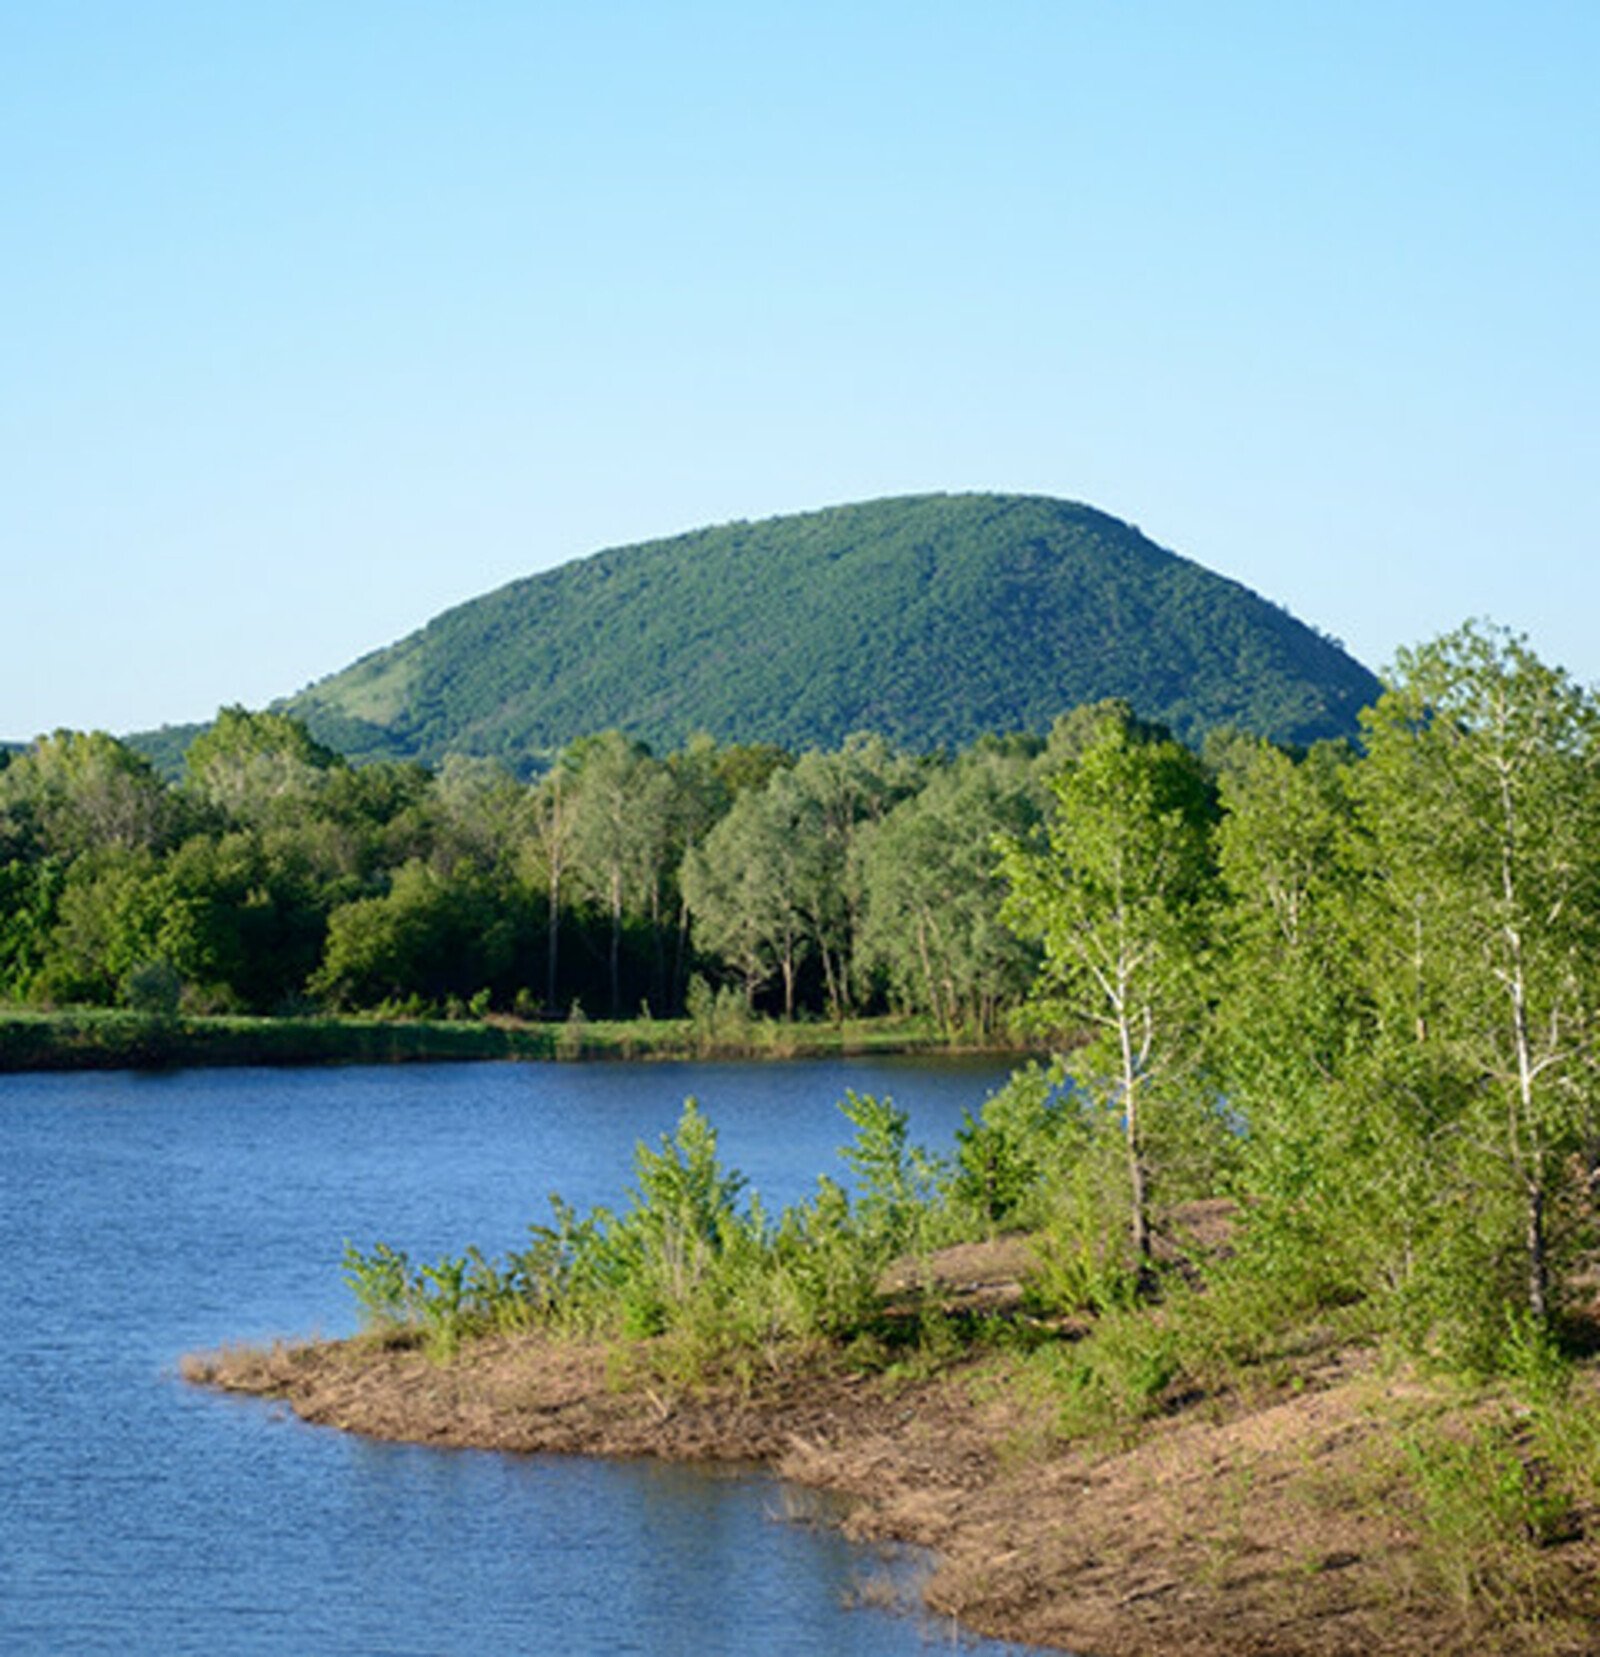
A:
184 1241 1600 1657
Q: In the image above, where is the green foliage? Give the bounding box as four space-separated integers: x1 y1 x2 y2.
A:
837 1090 938 1259
1351 625 1600 1336
341 1240 413 1329
0 730 175 859
1399 1417 1577 1617
682 772 818 1017
855 748 1041 1037
768 1175 882 1338
951 1062 1077 1228
1198 625 1600 1368
1044 1303 1184 1440
0 856 64 1000
183 706 344 828
554 999 588 1058
1000 707 1221 1265
1025 1135 1142 1317
1208 735 1369 1310
683 974 752 1051
0 650 1353 1036
413 1255 471 1357
340 1092 971 1379
564 731 679 1015
29 850 208 1007
276 494 1379 768
610 1098 749 1336
310 859 528 1011
121 959 182 1020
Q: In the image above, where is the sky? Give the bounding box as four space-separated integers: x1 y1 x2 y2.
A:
4 2 1597 741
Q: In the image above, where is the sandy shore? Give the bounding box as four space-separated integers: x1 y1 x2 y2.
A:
184 1300 1600 1657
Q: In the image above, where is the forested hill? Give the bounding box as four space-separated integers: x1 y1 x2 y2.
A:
278 494 1377 768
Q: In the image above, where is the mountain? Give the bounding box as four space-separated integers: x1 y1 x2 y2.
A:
267 494 1378 767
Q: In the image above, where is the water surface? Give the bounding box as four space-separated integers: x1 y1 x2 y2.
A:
0 1057 1037 1654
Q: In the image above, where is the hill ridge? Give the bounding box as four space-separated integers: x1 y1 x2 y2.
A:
167 493 1375 771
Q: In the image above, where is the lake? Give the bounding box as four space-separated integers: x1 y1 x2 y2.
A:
0 1056 1041 1655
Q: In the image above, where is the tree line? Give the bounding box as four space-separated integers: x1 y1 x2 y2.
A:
0 703 1048 1031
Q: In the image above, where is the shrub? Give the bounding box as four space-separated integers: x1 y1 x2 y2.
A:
951 1061 1077 1228
838 1090 938 1260
122 959 182 1020
1050 1304 1183 1440
341 1240 412 1329
1024 1131 1138 1317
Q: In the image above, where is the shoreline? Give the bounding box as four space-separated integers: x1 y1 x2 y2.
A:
183 1312 1600 1657
0 1008 1030 1074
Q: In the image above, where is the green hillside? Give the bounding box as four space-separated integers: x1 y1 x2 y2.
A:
280 493 1377 767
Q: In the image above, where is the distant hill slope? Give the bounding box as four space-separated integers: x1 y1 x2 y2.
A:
267 494 1377 767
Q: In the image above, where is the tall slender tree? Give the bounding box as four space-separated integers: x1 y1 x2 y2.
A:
1210 735 1369 1298
566 732 676 1015
682 780 813 1017
999 710 1219 1265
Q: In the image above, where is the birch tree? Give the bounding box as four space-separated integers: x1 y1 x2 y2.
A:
999 711 1218 1265
1354 624 1600 1327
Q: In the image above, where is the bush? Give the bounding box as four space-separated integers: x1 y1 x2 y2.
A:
770 1176 881 1338
342 1240 412 1329
838 1090 939 1260
122 960 182 1020
951 1061 1077 1229
337 1091 997 1386
1025 1133 1139 1316
1048 1304 1183 1440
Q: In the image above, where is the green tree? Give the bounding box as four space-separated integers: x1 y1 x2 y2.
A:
785 735 919 1018
31 850 207 1006
856 749 1040 1037
311 858 526 1011
183 706 343 828
683 778 813 1017
663 735 740 1011
528 755 581 1012
566 733 678 1015
999 710 1219 1265
0 856 65 1000
430 754 532 871
1210 735 1369 1302
163 829 341 1012
1353 624 1600 1330
0 730 175 858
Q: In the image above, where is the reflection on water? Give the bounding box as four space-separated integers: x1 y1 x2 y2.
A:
0 1058 1035 1655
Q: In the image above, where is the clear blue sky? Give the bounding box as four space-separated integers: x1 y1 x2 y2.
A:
4 2 1596 740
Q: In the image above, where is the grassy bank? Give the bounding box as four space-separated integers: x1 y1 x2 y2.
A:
0 1006 1000 1073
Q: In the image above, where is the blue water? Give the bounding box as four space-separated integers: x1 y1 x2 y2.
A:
0 1057 1038 1655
